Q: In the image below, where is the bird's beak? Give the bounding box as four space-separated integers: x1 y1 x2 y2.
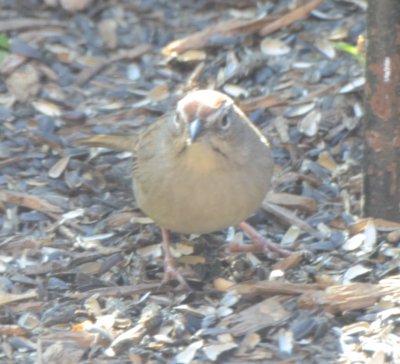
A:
188 118 203 143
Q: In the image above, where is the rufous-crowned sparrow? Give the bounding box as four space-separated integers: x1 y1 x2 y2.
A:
77 89 290 286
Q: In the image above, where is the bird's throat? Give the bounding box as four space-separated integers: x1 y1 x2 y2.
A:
181 142 225 173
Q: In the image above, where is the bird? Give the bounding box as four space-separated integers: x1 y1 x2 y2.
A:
76 89 291 286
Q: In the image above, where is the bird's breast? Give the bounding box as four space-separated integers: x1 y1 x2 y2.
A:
133 142 272 234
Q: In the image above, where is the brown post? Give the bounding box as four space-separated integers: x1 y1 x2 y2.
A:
364 0 400 221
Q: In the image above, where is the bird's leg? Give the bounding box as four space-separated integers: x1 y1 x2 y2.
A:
230 222 292 257
160 228 189 288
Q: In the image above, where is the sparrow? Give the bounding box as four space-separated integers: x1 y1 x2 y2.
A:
76 89 291 286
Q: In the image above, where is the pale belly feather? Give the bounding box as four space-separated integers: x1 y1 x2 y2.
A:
134 143 270 234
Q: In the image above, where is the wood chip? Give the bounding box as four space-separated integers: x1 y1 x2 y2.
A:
260 0 324 36
0 190 64 215
266 192 318 214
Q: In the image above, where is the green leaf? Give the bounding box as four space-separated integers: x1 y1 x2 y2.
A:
332 42 359 57
331 41 365 64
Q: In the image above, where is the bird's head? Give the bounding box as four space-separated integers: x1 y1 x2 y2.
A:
171 89 268 165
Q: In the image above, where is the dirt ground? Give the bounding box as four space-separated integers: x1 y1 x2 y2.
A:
2 0 400 363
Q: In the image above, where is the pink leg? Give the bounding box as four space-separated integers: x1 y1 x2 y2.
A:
230 222 292 257
161 228 189 287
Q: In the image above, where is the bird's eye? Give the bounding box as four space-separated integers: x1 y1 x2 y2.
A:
219 114 230 130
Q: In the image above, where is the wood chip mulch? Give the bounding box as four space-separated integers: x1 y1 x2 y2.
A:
2 0 400 363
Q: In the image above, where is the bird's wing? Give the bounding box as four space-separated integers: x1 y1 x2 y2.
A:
74 134 139 152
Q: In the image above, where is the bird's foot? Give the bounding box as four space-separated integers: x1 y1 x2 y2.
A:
160 255 190 289
160 228 190 289
231 222 292 257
